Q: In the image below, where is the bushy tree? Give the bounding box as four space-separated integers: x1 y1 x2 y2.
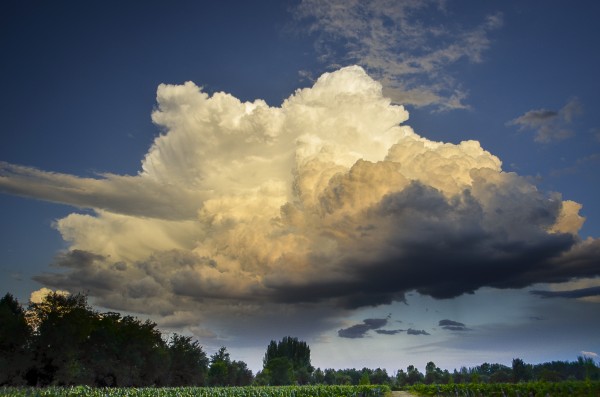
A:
406 365 424 385
512 358 532 383
168 334 208 386
262 336 313 385
209 347 231 386
27 292 96 385
0 293 31 385
228 360 253 386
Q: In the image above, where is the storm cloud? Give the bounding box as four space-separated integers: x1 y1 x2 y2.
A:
2 66 600 340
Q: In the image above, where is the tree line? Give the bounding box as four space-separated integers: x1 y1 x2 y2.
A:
0 292 251 387
1 291 599 387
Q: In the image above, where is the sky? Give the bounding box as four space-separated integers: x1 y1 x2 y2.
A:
1 0 599 375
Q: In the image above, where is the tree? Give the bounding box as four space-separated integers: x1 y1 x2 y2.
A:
27 292 96 385
0 294 31 385
266 357 293 385
324 368 336 385
312 368 325 384
370 368 389 385
512 358 532 383
359 372 370 385
396 369 408 387
209 347 231 386
262 336 313 385
406 365 424 385
228 360 253 386
425 361 437 384
168 334 208 386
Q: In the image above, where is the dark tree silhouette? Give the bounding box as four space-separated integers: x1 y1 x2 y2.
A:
0 293 31 385
168 334 208 386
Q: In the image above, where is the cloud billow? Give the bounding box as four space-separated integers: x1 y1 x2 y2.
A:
2 66 599 339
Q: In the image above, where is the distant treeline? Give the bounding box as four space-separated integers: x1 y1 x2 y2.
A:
1 292 599 388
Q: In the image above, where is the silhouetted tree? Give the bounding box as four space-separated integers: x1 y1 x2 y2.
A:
27 292 96 385
0 293 31 385
168 334 208 386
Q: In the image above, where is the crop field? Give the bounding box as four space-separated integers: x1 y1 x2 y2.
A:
0 385 391 397
407 381 600 396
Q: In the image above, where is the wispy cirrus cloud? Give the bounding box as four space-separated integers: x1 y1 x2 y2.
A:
294 0 502 109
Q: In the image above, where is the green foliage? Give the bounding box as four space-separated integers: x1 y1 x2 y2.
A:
168 334 209 386
408 380 600 396
208 347 253 387
0 291 248 387
0 385 392 397
512 358 532 383
262 337 313 385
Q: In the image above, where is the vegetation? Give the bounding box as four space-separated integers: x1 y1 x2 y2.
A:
408 380 600 396
0 385 390 397
0 292 249 387
258 337 314 385
2 290 599 391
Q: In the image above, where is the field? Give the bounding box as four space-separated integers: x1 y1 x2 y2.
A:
0 385 391 397
407 381 600 396
2 382 600 397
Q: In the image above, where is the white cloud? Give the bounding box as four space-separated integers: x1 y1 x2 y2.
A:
1 66 598 342
294 0 502 109
29 287 69 304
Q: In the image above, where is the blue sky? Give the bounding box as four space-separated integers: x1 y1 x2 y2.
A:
1 0 599 374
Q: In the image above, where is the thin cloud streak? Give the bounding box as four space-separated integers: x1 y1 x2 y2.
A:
530 286 600 299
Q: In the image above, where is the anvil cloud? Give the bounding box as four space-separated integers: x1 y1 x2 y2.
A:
1 66 598 338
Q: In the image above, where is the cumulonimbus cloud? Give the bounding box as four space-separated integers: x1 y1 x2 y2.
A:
1 66 599 339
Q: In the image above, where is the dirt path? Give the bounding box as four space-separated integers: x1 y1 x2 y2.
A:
391 391 417 397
